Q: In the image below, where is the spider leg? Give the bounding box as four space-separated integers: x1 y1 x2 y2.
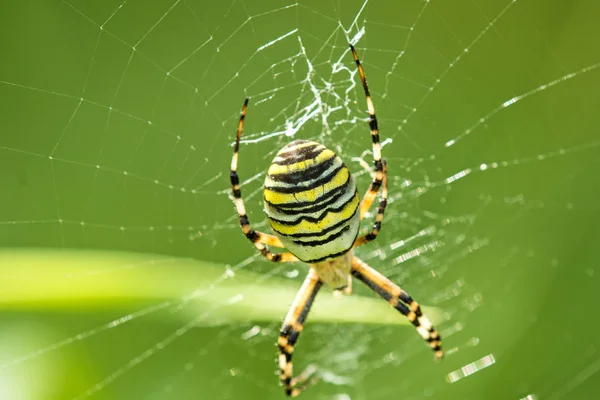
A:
351 256 443 359
278 268 323 397
230 98 299 263
353 159 387 248
350 45 389 247
252 232 287 248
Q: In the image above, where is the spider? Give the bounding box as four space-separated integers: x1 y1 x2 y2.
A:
229 44 443 397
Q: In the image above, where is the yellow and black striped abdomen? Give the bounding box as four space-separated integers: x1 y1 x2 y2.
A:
263 140 360 263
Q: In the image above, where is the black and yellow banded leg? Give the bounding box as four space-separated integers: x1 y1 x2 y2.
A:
351 257 443 359
230 98 300 263
279 268 323 397
353 159 388 248
350 44 386 223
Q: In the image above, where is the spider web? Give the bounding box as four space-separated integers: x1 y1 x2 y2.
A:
1 0 600 399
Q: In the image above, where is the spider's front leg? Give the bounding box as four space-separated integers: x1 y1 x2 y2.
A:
278 268 323 397
351 256 443 358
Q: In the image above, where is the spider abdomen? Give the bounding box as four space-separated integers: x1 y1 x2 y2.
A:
263 140 360 263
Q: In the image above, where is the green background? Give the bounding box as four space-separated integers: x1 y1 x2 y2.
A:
1 0 600 399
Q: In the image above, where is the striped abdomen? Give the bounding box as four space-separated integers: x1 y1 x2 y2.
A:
263 140 360 263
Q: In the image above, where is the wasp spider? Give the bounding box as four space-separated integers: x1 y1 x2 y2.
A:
230 44 443 397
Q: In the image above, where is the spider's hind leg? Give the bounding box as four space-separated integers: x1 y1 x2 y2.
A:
229 98 299 263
